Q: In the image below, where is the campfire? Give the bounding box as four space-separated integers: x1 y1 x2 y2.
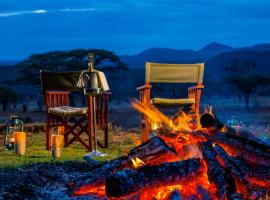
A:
71 100 270 199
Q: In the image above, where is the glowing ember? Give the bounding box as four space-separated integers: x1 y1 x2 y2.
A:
73 183 105 196
140 185 183 200
155 185 182 199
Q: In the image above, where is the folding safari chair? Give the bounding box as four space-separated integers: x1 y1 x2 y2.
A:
137 62 204 142
40 70 110 151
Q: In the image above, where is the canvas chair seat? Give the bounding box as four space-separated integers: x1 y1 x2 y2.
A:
48 106 88 117
151 98 195 107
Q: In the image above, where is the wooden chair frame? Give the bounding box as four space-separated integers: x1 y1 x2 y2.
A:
137 62 204 142
41 70 110 151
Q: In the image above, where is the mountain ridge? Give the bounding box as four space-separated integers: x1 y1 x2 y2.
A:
120 42 270 81
120 42 236 67
120 42 270 67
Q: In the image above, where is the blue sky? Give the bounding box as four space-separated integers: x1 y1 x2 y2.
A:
0 0 270 60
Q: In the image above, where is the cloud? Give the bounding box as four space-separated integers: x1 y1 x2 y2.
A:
59 8 98 12
0 7 107 18
0 9 47 17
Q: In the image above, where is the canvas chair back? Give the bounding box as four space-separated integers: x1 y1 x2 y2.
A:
40 70 82 93
145 62 204 84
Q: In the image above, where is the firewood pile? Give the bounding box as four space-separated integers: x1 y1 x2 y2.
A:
70 101 270 200
71 133 270 199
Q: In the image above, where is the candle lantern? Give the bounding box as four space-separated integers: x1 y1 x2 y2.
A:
4 115 24 150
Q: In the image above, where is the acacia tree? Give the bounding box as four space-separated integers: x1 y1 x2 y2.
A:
16 48 128 85
0 86 18 111
225 60 270 108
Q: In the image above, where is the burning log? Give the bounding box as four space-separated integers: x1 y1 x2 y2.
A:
200 113 224 134
235 159 270 192
105 158 201 197
200 113 270 149
211 132 270 166
214 144 252 196
168 189 182 200
199 112 270 166
200 141 237 199
245 162 270 183
214 144 270 197
197 185 212 200
72 136 178 193
128 135 178 165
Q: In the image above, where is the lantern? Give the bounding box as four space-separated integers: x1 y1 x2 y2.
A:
226 116 243 128
4 115 24 150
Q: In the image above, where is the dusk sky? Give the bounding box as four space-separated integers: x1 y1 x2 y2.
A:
1 0 270 60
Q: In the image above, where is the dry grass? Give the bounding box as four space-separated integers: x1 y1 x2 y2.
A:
0 128 141 170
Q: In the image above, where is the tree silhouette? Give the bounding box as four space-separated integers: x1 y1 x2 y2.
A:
0 86 18 111
225 60 270 108
16 49 128 85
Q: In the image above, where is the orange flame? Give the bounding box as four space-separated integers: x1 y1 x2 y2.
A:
131 99 171 128
131 157 146 169
220 125 228 133
204 105 213 115
151 121 159 131
132 99 193 138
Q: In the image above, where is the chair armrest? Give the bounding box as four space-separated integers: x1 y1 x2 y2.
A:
188 85 204 90
136 84 152 91
188 84 204 99
46 91 70 95
103 91 112 95
188 84 204 112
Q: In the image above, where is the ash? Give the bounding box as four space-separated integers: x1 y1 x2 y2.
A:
0 161 103 200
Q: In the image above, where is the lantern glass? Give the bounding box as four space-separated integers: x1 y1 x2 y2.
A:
4 115 24 150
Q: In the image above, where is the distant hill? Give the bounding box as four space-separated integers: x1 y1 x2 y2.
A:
121 42 235 67
120 42 270 81
121 48 197 66
239 43 270 52
197 42 234 58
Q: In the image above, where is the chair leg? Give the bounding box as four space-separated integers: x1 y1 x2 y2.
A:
63 123 68 147
64 133 68 147
141 116 150 143
46 122 51 150
104 126 108 148
144 119 150 142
